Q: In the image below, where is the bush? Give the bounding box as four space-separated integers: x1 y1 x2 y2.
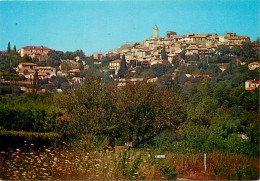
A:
226 134 258 156
202 134 226 153
227 166 258 180
159 162 178 180
0 130 61 151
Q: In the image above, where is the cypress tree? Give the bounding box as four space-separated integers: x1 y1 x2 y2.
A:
33 70 39 90
118 55 127 78
7 42 11 53
13 45 16 53
161 46 167 60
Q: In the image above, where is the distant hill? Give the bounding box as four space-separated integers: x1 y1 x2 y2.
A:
105 42 134 54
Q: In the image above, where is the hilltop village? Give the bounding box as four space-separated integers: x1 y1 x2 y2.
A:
0 26 260 180
0 25 259 94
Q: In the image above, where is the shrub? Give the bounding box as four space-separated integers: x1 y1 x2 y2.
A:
226 134 258 156
159 161 178 180
0 130 61 151
227 166 258 180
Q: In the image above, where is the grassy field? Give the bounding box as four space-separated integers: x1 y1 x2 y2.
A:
1 143 259 180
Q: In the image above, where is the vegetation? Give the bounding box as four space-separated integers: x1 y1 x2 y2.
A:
118 55 128 78
55 78 186 148
0 40 259 180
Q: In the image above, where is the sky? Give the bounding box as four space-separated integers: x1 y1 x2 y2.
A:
0 0 259 55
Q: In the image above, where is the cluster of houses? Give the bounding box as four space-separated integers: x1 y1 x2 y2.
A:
3 26 258 92
101 25 250 72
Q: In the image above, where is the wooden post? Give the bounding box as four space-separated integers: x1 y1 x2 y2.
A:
204 153 207 171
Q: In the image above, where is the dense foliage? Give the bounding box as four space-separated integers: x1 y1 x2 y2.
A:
0 92 66 133
55 78 186 147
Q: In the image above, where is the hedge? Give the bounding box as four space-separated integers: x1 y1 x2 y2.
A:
0 130 62 151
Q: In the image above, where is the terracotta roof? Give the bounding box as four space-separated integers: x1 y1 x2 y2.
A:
21 46 51 50
165 43 175 46
229 36 249 40
194 34 207 38
36 66 54 70
69 69 80 73
21 63 37 66
186 47 198 50
246 80 260 84
193 74 212 79
110 59 121 63
249 62 260 65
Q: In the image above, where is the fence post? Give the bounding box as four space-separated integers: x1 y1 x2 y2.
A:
204 153 206 171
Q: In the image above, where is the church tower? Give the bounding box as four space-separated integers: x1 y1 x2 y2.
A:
153 24 159 38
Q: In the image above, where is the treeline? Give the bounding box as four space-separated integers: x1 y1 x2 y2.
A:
0 73 258 156
0 92 67 133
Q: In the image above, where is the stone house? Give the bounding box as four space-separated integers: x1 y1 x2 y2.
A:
245 80 260 90
109 59 121 75
17 62 37 79
18 46 51 61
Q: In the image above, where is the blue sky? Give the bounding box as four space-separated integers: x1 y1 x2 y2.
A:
0 0 259 55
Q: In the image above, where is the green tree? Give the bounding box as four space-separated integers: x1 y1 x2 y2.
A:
161 46 167 60
79 61 84 71
242 40 255 58
7 42 11 53
150 64 168 78
216 45 230 56
33 70 39 90
13 45 17 53
118 55 127 78
55 78 186 147
230 46 242 56
255 37 260 45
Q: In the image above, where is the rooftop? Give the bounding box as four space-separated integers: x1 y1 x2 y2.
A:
110 59 121 63
21 46 51 50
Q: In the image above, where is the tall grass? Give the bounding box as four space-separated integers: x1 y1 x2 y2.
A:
0 145 167 180
169 150 259 180
1 144 258 180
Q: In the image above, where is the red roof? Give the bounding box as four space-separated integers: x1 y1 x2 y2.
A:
246 80 260 84
193 74 212 79
186 47 198 50
36 66 53 70
21 46 51 50
229 36 249 40
69 69 80 73
110 59 121 63
21 62 37 66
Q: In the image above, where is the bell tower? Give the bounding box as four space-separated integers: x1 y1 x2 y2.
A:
153 24 159 38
